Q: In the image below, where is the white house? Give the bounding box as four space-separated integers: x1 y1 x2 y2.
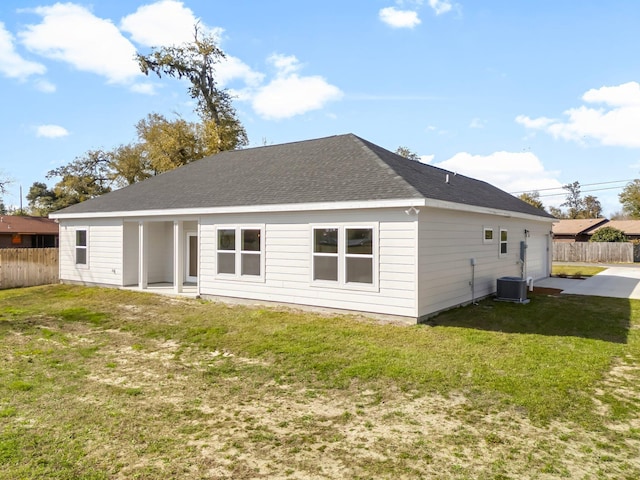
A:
50 134 555 322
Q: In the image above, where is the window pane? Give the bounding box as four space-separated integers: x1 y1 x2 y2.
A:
313 256 338 281
242 229 261 251
76 248 87 265
242 253 261 276
346 228 372 255
218 230 235 251
217 252 235 274
346 257 373 284
501 230 508 241
484 229 493 240
500 243 508 255
314 228 338 253
76 230 87 247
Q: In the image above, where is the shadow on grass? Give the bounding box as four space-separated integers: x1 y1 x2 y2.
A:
426 291 632 344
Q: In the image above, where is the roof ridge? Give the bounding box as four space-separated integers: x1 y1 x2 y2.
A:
348 134 424 199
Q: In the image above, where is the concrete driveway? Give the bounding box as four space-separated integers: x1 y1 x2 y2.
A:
536 265 640 300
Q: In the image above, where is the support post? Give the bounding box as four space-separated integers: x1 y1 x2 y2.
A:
174 221 184 293
138 221 148 289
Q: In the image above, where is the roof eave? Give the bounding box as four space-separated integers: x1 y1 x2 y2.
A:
50 197 555 223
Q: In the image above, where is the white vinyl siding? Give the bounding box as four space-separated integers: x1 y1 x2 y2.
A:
59 219 123 286
147 222 173 283
417 208 553 318
200 209 416 318
57 205 551 322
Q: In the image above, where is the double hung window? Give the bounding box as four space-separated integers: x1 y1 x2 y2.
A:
312 225 376 287
216 226 264 279
500 229 508 256
75 229 87 265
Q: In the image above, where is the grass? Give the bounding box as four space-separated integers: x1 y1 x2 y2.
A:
1 284 640 478
552 263 608 278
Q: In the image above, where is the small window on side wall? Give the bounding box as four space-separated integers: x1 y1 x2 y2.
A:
75 229 87 265
483 227 494 244
499 229 508 255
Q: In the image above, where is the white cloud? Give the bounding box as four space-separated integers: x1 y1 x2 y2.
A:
36 124 69 138
250 54 343 120
0 21 46 80
419 154 435 164
120 0 222 47
515 115 555 130
19 3 140 84
379 7 421 28
428 0 453 15
217 55 264 89
469 118 485 129
34 78 56 93
517 82 640 148
434 151 562 196
129 83 158 95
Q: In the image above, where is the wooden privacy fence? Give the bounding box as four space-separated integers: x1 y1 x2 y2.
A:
0 248 59 289
553 242 635 263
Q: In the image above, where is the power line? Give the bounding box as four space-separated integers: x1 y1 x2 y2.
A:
510 179 635 195
537 185 626 198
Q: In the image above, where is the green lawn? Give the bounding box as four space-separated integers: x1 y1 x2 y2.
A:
1 285 640 479
552 264 608 278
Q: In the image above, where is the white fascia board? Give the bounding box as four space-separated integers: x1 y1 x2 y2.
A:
422 198 555 223
49 198 427 220
50 197 554 224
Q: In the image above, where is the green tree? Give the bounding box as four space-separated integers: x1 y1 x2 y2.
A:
137 26 247 151
583 195 602 219
46 150 113 211
110 142 149 187
561 181 585 219
518 191 546 211
590 226 628 243
548 206 567 219
0 172 11 210
395 146 420 161
619 179 640 219
557 181 602 218
27 182 58 216
135 113 202 174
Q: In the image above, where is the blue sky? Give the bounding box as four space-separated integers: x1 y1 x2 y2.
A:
1 0 640 215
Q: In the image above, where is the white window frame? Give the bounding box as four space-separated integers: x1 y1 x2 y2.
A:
310 223 379 291
312 226 340 284
499 228 508 257
214 225 265 282
75 228 88 268
483 227 494 244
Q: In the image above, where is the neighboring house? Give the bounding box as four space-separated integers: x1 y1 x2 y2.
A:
588 220 640 241
50 134 555 322
0 215 59 248
552 218 609 242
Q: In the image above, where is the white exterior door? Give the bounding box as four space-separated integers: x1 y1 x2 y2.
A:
185 232 198 283
526 234 550 280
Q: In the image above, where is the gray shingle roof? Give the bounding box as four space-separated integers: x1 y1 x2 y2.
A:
53 134 554 218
